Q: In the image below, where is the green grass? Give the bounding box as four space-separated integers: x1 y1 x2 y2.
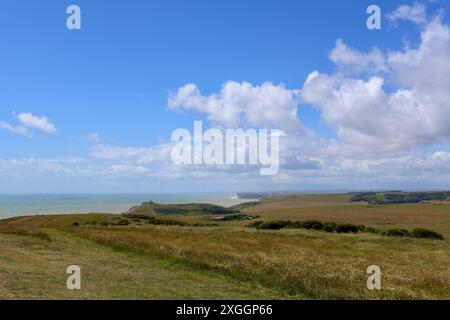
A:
0 230 285 299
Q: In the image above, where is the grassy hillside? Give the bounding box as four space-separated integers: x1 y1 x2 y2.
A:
1 194 450 300
0 230 283 299
125 202 239 216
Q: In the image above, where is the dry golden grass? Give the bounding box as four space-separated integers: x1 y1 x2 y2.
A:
64 225 450 299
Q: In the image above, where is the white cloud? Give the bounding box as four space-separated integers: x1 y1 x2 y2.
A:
168 81 302 132
302 12 450 155
91 143 173 164
387 3 427 25
0 112 57 136
0 157 79 177
0 121 30 137
6 147 450 192
17 113 57 134
107 164 150 175
388 16 450 88
329 39 387 73
167 10 450 158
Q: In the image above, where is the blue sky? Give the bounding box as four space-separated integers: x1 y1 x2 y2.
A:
1 0 450 193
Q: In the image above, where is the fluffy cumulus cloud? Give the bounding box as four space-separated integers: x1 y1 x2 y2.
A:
302 6 450 155
167 5 450 161
168 81 302 132
0 112 57 136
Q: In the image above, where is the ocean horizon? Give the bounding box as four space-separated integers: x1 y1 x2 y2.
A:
0 193 257 219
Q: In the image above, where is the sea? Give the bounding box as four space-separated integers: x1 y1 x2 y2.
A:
0 194 256 219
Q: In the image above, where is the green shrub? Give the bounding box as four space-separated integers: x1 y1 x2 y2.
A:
99 221 108 227
298 220 324 230
115 219 130 226
257 220 293 230
188 222 218 227
386 229 411 237
83 220 98 226
153 207 192 215
147 218 187 226
323 222 338 233
200 207 239 215
411 228 444 240
220 214 253 221
336 224 359 233
243 217 444 241
365 227 380 234
72 222 79 227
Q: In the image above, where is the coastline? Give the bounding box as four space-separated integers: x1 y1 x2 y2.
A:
0 193 259 219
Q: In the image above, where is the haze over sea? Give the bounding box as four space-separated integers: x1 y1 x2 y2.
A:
0 194 253 219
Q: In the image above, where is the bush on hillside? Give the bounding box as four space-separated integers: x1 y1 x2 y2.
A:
385 229 410 237
147 218 187 226
365 227 380 234
323 222 338 233
219 214 254 221
257 220 293 230
411 228 444 240
336 224 359 233
115 219 130 226
298 220 324 230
